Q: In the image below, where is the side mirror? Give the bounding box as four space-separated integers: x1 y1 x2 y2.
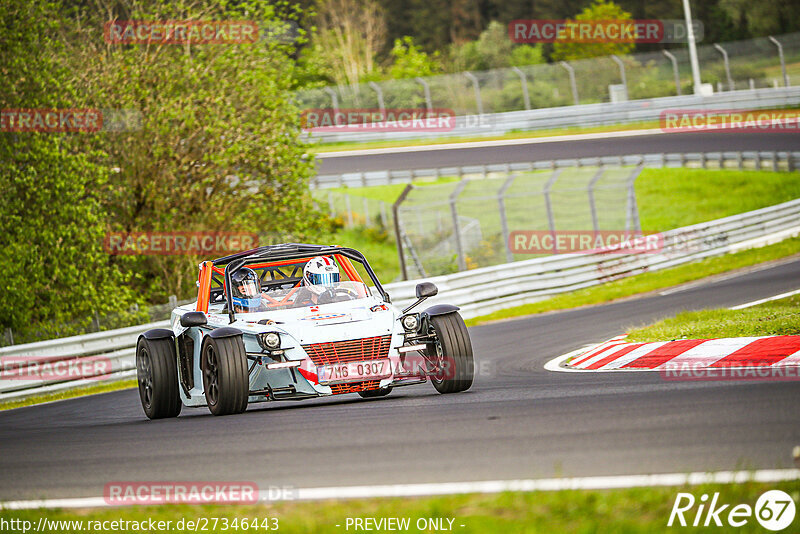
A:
403 282 438 313
416 282 438 299
180 311 207 328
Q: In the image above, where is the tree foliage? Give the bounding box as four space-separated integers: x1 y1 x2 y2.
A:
1 0 325 339
552 0 635 62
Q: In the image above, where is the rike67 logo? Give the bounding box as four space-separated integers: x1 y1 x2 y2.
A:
668 490 796 530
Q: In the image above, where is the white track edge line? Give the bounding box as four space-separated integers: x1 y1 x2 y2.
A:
4 469 798 509
729 288 800 310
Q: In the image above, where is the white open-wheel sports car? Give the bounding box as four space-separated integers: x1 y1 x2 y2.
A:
136 243 474 418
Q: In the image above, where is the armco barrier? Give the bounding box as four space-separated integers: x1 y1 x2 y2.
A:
313 151 800 189
305 86 800 144
1 199 799 401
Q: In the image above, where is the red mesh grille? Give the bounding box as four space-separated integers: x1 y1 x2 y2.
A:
329 380 381 395
303 335 392 367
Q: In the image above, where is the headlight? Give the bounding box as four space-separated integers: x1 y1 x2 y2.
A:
258 332 281 350
401 314 419 332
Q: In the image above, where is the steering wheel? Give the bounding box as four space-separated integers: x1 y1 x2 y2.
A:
318 287 358 304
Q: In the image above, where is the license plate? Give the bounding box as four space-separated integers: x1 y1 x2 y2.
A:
317 359 391 385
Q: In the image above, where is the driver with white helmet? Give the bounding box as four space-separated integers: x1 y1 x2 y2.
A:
296 256 341 305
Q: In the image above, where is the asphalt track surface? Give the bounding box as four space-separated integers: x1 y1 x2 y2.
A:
316 131 800 174
1 257 799 501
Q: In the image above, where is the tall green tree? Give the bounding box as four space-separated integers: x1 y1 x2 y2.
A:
0 0 133 339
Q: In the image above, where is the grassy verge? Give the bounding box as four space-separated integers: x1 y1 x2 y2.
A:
3 480 797 532
0 379 136 411
465 237 800 327
307 120 660 153
626 294 800 342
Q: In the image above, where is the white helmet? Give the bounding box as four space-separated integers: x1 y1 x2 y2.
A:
303 256 340 295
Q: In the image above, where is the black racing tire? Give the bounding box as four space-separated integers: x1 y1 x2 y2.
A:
358 386 393 398
428 313 474 394
200 335 249 416
136 336 182 419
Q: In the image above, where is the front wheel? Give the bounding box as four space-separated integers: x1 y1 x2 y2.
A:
136 336 182 419
201 335 249 416
427 313 474 394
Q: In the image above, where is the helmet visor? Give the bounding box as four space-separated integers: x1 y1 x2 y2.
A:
308 272 340 288
236 280 259 298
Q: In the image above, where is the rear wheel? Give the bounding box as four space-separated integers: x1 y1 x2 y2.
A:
201 335 249 416
428 313 474 394
137 336 181 419
358 387 392 398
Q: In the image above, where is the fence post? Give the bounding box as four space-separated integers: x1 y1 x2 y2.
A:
713 44 734 91
511 67 531 110
4 328 13 346
328 191 335 216
169 295 177 309
464 72 483 115
662 49 681 96
415 77 433 112
497 173 517 263
543 169 563 252
323 87 339 114
368 81 385 116
392 184 414 281
363 197 370 224
559 61 579 105
768 36 790 87
625 164 644 233
450 180 469 271
610 55 628 101
380 201 388 228
587 167 605 236
345 194 353 227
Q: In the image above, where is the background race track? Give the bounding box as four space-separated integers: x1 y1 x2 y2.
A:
2 257 799 501
316 131 800 174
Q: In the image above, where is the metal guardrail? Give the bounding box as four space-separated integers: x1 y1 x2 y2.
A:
1 198 798 402
305 86 800 144
314 150 800 189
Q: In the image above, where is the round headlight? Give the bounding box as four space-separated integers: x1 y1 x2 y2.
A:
258 332 281 350
401 314 419 332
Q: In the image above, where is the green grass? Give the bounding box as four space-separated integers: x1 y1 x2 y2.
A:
307 120 660 153
626 294 800 342
0 379 136 411
3 480 797 532
466 237 800 326
636 169 800 232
